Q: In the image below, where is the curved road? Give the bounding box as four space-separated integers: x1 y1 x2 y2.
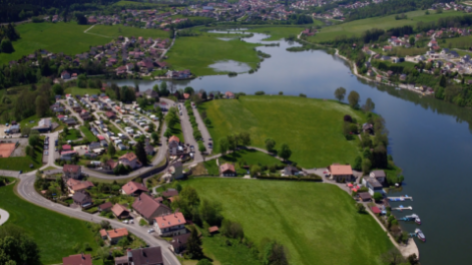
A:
0 208 9 225
16 172 180 265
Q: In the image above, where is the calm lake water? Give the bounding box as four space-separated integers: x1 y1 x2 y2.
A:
116 33 472 264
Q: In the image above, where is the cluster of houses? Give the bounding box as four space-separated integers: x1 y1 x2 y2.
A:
431 2 472 13
63 246 165 265
86 9 188 29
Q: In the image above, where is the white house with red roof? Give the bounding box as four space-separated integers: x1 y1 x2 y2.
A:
154 212 187 237
122 181 149 196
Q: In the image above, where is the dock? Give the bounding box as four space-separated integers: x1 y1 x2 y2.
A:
392 206 413 211
388 195 413 201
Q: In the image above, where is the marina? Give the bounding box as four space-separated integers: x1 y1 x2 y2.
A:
392 205 413 211
388 195 413 201
400 214 421 225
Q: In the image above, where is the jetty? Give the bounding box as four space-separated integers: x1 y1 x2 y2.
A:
388 195 413 201
392 205 413 211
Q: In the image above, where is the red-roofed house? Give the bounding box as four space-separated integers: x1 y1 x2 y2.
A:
63 254 92 265
105 227 129 244
62 144 72 151
220 163 236 177
225 91 235 99
328 164 353 182
154 212 186 236
122 181 149 196
119 152 141 169
133 193 171 223
111 204 130 219
168 135 183 156
66 178 94 194
63 164 81 179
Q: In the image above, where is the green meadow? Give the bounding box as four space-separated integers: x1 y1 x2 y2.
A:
199 96 365 168
0 22 168 65
310 10 462 43
0 183 100 264
165 32 261 76
183 178 393 265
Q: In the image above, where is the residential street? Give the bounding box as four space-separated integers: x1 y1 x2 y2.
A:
192 104 212 152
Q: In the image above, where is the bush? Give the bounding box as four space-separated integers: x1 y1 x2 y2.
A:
139 219 147 226
356 203 366 214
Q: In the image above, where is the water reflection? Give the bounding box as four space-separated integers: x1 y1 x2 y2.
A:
209 60 251 73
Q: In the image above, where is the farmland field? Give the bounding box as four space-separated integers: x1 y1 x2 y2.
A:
199 96 366 168
182 178 394 265
309 10 462 43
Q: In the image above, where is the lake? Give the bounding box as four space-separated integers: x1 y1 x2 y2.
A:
115 33 472 264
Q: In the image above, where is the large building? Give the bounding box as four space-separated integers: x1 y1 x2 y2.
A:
132 193 171 223
154 212 187 237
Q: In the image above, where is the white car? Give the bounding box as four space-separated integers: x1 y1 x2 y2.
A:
147 228 154 233
123 220 129 224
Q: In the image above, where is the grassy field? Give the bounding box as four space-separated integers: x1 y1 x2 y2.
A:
199 96 365 168
0 183 100 264
203 235 262 265
0 137 44 172
182 178 393 265
64 128 82 140
0 22 168 65
309 10 462 43
205 149 284 176
80 126 98 142
65 87 101 96
165 32 261 76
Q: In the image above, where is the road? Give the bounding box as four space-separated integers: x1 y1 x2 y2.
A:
0 208 9 225
44 132 59 168
16 172 180 265
60 100 84 124
178 103 202 163
192 104 212 152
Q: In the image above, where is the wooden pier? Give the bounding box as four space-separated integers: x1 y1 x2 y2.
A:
388 196 413 201
392 206 413 211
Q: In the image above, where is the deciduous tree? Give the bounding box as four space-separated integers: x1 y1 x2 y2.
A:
279 144 292 161
334 87 346 101
348 91 360 109
265 138 276 153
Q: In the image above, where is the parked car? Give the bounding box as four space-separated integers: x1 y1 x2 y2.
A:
147 228 154 233
122 220 129 224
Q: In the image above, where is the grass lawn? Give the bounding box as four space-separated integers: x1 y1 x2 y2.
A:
65 87 101 96
182 178 393 265
205 149 284 176
64 128 82 140
309 10 462 43
80 126 98 142
19 115 41 131
0 22 169 65
165 33 261 76
0 184 100 264
199 96 365 168
0 137 44 172
442 35 472 49
202 235 262 265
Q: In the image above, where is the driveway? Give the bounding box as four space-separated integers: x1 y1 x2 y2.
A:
178 103 202 163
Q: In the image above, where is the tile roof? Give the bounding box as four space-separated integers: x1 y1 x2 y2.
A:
132 193 170 220
111 204 129 217
168 135 180 143
62 254 92 265
119 152 137 162
122 181 149 195
329 164 353 175
126 247 163 265
107 227 128 239
155 212 186 229
220 163 235 173
98 201 113 210
63 164 80 173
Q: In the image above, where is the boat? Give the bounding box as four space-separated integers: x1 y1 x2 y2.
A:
392 205 413 211
415 228 426 242
400 214 421 225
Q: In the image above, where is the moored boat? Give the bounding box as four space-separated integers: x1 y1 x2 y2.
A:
415 228 426 242
401 214 421 225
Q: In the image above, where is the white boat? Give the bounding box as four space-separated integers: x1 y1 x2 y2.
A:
415 228 426 242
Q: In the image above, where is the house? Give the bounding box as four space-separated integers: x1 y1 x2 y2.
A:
119 152 141 169
72 191 93 208
162 188 179 198
358 192 372 202
362 177 384 195
63 254 92 265
376 75 383 82
61 150 77 161
115 247 164 265
283 165 300 176
170 233 191 254
105 111 116 119
61 71 71 80
328 164 353 182
145 143 155 156
66 178 94 194
169 162 184 179
399 74 407 81
122 181 149 196
208 226 219 235
154 212 187 236
168 135 184 156
63 164 81 179
132 193 172 223
33 118 52 133
143 89 159 100
362 123 373 134
111 204 130 219
225 91 235 99
370 170 386 184
98 201 113 212
105 227 128 244
220 163 236 177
